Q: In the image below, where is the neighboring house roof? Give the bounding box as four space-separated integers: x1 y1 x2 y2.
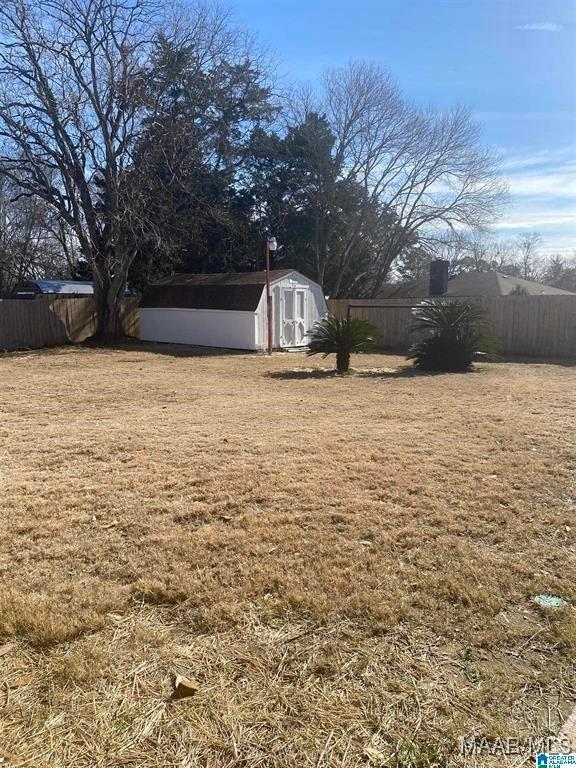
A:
141 270 305 312
491 272 575 296
14 279 94 295
380 271 576 298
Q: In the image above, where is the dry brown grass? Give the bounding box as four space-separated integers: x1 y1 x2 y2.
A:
0 343 574 767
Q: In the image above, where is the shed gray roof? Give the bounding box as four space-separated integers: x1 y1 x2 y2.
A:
379 271 576 298
141 270 299 311
152 270 294 287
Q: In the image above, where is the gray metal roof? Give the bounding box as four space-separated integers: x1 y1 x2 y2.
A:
27 279 94 295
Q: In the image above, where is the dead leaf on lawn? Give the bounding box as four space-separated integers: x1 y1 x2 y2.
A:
0 643 16 658
172 674 200 700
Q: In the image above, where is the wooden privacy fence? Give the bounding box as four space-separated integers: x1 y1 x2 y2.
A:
328 296 576 359
0 296 139 351
2 294 575 358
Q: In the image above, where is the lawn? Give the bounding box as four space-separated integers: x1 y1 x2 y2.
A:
0 345 574 767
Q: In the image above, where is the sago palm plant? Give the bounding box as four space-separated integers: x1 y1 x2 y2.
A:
408 300 497 372
307 315 377 373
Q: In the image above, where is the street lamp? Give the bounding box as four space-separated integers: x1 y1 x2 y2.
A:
265 236 277 355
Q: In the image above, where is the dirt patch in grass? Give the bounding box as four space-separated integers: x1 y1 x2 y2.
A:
0 344 574 766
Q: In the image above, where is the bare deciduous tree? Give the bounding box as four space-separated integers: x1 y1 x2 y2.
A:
0 0 163 335
0 177 73 291
289 62 508 296
542 252 576 292
515 232 543 280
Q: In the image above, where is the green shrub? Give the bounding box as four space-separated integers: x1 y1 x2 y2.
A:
307 315 377 373
407 300 497 372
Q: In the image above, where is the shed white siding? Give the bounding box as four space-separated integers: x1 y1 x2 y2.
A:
139 270 327 350
140 307 258 349
255 272 327 350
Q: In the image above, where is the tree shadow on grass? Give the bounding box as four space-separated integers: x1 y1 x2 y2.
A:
500 355 576 368
81 338 251 358
266 366 457 381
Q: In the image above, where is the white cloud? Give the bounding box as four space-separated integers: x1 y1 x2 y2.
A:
506 166 576 198
495 210 576 230
514 22 563 32
495 146 576 253
498 147 575 172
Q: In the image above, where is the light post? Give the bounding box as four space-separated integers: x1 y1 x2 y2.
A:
265 236 277 355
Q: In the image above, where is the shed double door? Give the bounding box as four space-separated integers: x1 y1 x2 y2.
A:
280 288 307 347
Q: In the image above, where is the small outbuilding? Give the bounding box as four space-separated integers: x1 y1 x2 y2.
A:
139 270 328 351
12 279 94 298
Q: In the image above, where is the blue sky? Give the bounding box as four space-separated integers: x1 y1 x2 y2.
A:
231 0 576 255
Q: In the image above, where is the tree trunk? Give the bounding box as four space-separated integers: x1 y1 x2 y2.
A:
336 349 350 373
93 293 122 339
92 271 127 341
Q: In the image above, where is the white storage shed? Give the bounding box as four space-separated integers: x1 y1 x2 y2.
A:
139 270 328 351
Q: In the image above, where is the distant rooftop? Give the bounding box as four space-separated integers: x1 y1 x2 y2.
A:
13 279 94 295
380 270 576 298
